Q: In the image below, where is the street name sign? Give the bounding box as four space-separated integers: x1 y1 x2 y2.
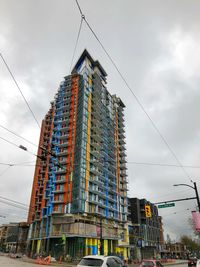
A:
158 203 175 209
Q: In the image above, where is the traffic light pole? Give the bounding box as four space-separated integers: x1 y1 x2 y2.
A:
100 217 103 255
194 182 200 212
173 182 200 212
155 182 200 212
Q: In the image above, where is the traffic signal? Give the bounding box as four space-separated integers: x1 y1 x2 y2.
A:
145 205 152 218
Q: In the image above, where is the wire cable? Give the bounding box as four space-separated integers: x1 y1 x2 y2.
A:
2 117 200 170
0 124 37 147
0 136 22 150
0 135 36 157
163 207 192 217
0 195 36 212
127 161 200 169
3 160 200 169
0 196 29 207
0 135 65 170
153 188 190 200
75 0 84 16
69 16 84 72
0 199 28 211
0 166 12 177
0 53 40 128
0 162 34 166
74 0 192 183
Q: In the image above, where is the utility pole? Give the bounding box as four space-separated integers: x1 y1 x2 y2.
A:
173 182 200 212
194 182 200 212
15 223 20 254
100 217 103 255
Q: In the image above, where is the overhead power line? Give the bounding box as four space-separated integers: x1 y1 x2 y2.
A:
0 122 200 170
127 161 200 169
0 135 64 169
0 199 28 211
0 166 12 177
0 124 37 147
0 53 40 128
0 195 36 213
69 16 84 72
2 160 200 169
0 136 23 150
1 125 200 171
163 207 192 217
0 135 36 158
0 162 36 167
74 0 192 183
2 123 200 169
0 196 28 207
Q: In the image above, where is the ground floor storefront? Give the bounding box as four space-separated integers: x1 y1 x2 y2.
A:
28 237 130 260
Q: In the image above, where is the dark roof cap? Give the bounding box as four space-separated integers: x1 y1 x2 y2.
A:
72 49 107 77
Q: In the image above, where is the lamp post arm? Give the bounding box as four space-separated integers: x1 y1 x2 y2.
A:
174 183 195 190
174 182 200 212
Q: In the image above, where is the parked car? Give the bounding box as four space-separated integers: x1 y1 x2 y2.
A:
188 258 197 267
140 260 163 267
196 259 200 267
77 255 127 267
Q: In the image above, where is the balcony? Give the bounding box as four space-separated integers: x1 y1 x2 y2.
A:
60 125 70 132
52 199 65 204
54 179 66 184
88 198 98 205
52 189 66 194
52 210 64 215
56 150 68 156
55 168 66 175
58 134 69 140
120 164 127 170
57 142 70 148
120 178 128 184
119 185 128 191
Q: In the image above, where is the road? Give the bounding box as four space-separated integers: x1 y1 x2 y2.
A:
0 256 38 266
0 256 188 267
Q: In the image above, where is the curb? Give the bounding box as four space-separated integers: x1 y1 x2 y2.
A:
163 262 187 266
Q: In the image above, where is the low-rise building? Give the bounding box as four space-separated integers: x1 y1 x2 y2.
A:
0 222 29 253
128 198 164 260
164 242 187 259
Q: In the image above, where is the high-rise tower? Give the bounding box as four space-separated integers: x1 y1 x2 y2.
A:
28 50 128 258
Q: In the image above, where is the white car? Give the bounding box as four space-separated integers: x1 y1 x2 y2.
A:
77 255 127 267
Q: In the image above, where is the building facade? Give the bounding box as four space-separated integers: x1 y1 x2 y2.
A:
128 198 164 260
164 242 187 259
28 50 129 259
0 222 29 253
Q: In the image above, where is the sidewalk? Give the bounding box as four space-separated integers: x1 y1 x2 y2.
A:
163 260 188 266
129 260 188 267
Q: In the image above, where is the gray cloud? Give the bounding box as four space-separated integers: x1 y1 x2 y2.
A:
1 0 200 239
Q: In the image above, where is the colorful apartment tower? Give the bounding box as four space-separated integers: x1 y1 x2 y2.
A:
28 50 129 258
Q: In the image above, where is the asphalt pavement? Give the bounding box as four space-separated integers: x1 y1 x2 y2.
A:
0 255 188 267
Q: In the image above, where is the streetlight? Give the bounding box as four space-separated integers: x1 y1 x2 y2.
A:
173 182 200 212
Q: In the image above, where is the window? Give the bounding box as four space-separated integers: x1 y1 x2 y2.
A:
107 258 120 267
79 258 103 266
113 257 124 267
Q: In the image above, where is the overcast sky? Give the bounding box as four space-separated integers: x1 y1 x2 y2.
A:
1 0 200 241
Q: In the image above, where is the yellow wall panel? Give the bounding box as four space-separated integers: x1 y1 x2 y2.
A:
104 240 108 255
36 240 41 254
